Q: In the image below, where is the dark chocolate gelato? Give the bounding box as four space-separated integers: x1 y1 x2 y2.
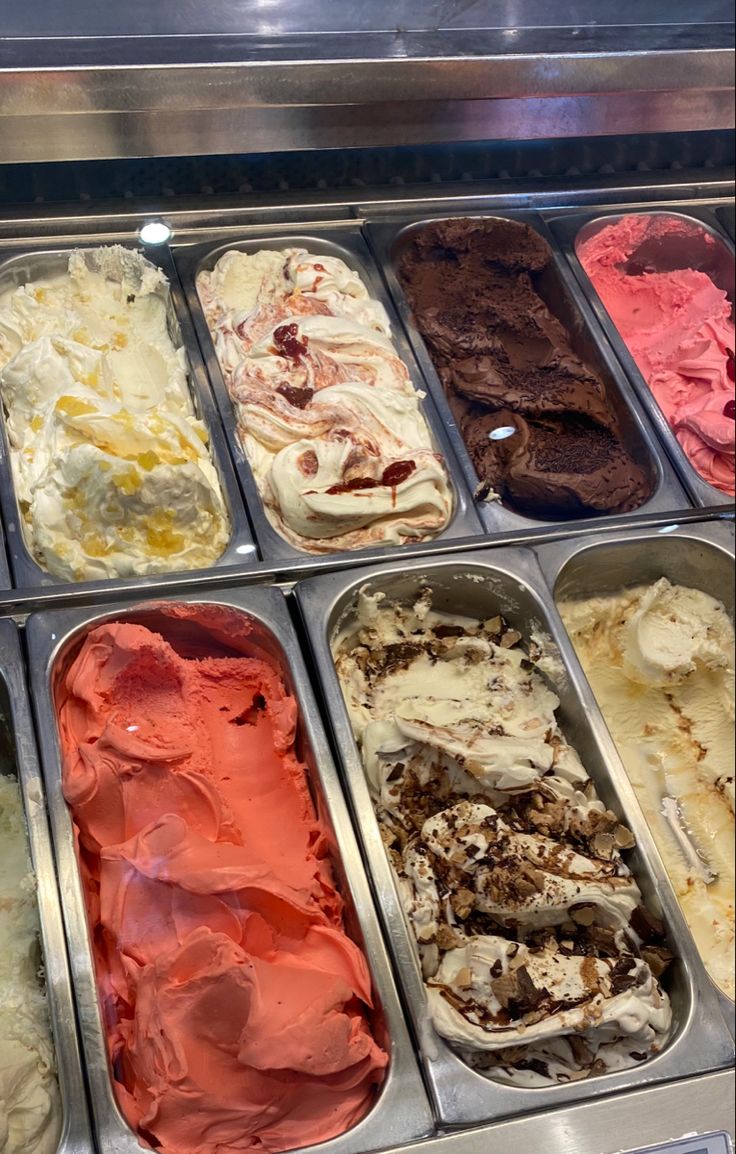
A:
397 217 651 519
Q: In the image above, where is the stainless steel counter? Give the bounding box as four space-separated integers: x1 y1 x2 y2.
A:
0 1 733 163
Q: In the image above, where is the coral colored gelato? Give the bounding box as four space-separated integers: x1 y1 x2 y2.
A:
56 609 387 1154
577 214 735 496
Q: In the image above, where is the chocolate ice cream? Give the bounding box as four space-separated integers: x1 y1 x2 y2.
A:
397 218 651 519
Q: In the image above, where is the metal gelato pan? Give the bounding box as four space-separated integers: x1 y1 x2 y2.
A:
366 212 689 537
294 549 733 1128
536 518 735 1024
548 209 735 509
0 241 257 591
0 617 94 1154
25 586 432 1154
173 228 483 563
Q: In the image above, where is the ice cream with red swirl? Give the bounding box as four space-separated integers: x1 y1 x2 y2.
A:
332 587 673 1086
197 248 452 552
577 213 735 496
56 606 387 1154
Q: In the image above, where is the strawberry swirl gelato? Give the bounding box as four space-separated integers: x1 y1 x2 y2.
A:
197 248 452 552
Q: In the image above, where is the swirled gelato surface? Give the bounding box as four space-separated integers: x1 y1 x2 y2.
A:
577 214 735 496
560 578 735 999
396 217 650 519
57 608 387 1154
0 773 60 1154
0 247 229 580
197 247 452 551
332 588 673 1085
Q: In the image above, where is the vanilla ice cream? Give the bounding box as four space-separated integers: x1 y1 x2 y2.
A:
332 588 673 1085
0 775 60 1154
197 248 452 552
0 246 229 581
560 578 735 999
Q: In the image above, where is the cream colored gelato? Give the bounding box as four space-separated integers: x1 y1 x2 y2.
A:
332 589 673 1085
0 775 60 1154
197 248 452 552
560 578 735 1000
0 246 229 581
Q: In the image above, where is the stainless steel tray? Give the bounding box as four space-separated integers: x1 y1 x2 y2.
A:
25 586 433 1154
365 210 690 537
547 208 736 509
0 617 94 1154
0 240 257 591
535 518 736 1027
294 547 733 1128
173 228 483 562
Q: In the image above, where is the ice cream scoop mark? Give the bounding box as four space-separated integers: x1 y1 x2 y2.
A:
229 693 266 726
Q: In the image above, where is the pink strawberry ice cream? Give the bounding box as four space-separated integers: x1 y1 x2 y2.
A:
578 214 735 496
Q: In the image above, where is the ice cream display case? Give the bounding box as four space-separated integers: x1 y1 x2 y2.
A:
0 2 734 1153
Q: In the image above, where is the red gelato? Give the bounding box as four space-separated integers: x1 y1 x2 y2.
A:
56 609 387 1154
578 213 735 496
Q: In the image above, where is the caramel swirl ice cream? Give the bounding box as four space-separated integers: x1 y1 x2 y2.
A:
560 577 735 1000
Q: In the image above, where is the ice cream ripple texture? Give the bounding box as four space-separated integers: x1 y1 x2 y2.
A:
0 774 60 1154
396 217 651 519
0 246 229 581
577 214 735 496
196 248 452 551
332 589 673 1085
560 579 735 999
57 609 387 1154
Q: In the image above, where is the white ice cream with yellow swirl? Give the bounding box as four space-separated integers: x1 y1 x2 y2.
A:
0 246 229 581
197 247 452 552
